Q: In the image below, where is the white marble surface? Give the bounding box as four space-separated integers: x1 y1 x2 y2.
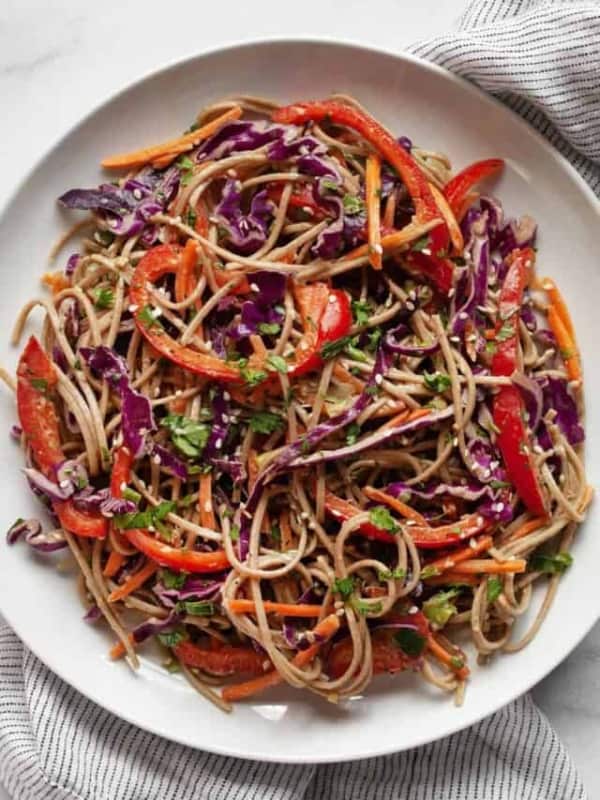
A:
1 0 599 796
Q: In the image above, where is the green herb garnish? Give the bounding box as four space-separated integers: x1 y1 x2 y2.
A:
321 335 352 361
424 371 451 393
160 569 187 590
180 600 215 617
529 551 573 574
30 378 48 393
411 235 430 253
369 506 399 534
230 524 240 543
351 299 372 326
249 411 284 435
343 194 365 215
423 588 460 628
138 305 163 330
394 627 426 657
345 422 361 446
377 567 406 581
487 576 503 602
161 413 210 459
258 322 282 336
93 287 114 309
332 576 356 599
158 628 188 648
351 597 383 616
266 354 288 374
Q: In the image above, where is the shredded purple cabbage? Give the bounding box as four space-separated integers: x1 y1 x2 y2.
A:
214 180 275 255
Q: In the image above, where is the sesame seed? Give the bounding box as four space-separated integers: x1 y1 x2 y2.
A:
450 335 461 343
204 500 212 513
215 439 223 449
422 248 431 256
405 301 415 311
120 482 127 492
408 605 418 614
223 391 231 401
448 288 455 298
300 511 310 520
459 312 468 320
375 374 383 385
250 283 259 292
152 454 161 465
373 243 383 255
128 304 139 313
328 294 336 304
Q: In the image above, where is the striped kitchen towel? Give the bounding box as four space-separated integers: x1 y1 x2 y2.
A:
0 1 596 798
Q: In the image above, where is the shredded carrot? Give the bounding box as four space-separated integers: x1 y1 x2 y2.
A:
425 535 493 575
199 472 215 529
547 304 581 381
363 486 429 526
427 635 470 680
506 516 547 542
250 334 268 359
424 572 479 587
280 510 293 551
102 550 125 578
247 449 259 491
539 277 575 338
450 558 526 575
101 107 242 170
175 239 198 304
428 183 464 254
221 613 340 702
380 409 410 430
109 635 133 661
484 329 496 340
365 153 383 269
332 363 365 392
343 219 441 262
107 561 158 603
228 599 325 618
41 271 70 294
383 190 396 229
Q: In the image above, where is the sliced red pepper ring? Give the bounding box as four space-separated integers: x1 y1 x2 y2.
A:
401 251 454 295
491 248 547 517
16 336 108 539
272 100 450 255
124 528 230 573
443 158 505 218
288 283 352 377
174 639 267 676
130 244 243 383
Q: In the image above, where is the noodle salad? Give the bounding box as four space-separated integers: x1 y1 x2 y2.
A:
4 95 591 712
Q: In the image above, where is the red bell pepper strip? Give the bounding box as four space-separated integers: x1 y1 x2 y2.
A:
16 336 108 539
129 244 243 383
289 283 352 377
324 491 488 549
443 158 504 218
174 639 267 676
124 528 231 573
491 248 547 516
328 612 429 678
272 100 450 255
267 184 327 220
402 251 454 295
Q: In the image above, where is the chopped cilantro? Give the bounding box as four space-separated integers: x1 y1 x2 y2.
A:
258 322 281 336
321 177 340 193
420 565 441 580
138 305 163 330
424 371 451 393
157 628 188 648
423 588 460 628
485 341 497 355
450 656 465 670
270 522 281 542
394 627 426 657
351 299 372 326
240 364 267 387
369 506 399 533
184 121 199 134
30 378 48 393
332 576 355 599
377 567 406 581
266 354 288 373
249 411 284 435
122 487 141 505
230 523 240 543
184 208 197 228
496 322 514 342
489 479 511 490
161 414 210 459
161 569 187 590
343 194 365 215
177 155 195 186
93 287 114 310
351 597 383 616
411 235 430 252
487 576 503 602
366 328 382 351
95 229 115 247
180 600 215 616
114 500 176 530
321 335 352 361
529 551 573 574
345 422 361 446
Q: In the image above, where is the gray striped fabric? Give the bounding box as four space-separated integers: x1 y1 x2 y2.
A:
1 1 597 797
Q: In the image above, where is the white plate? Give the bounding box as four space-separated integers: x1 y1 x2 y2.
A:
0 40 599 764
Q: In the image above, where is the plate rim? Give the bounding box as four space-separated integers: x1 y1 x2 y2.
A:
1 36 598 764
